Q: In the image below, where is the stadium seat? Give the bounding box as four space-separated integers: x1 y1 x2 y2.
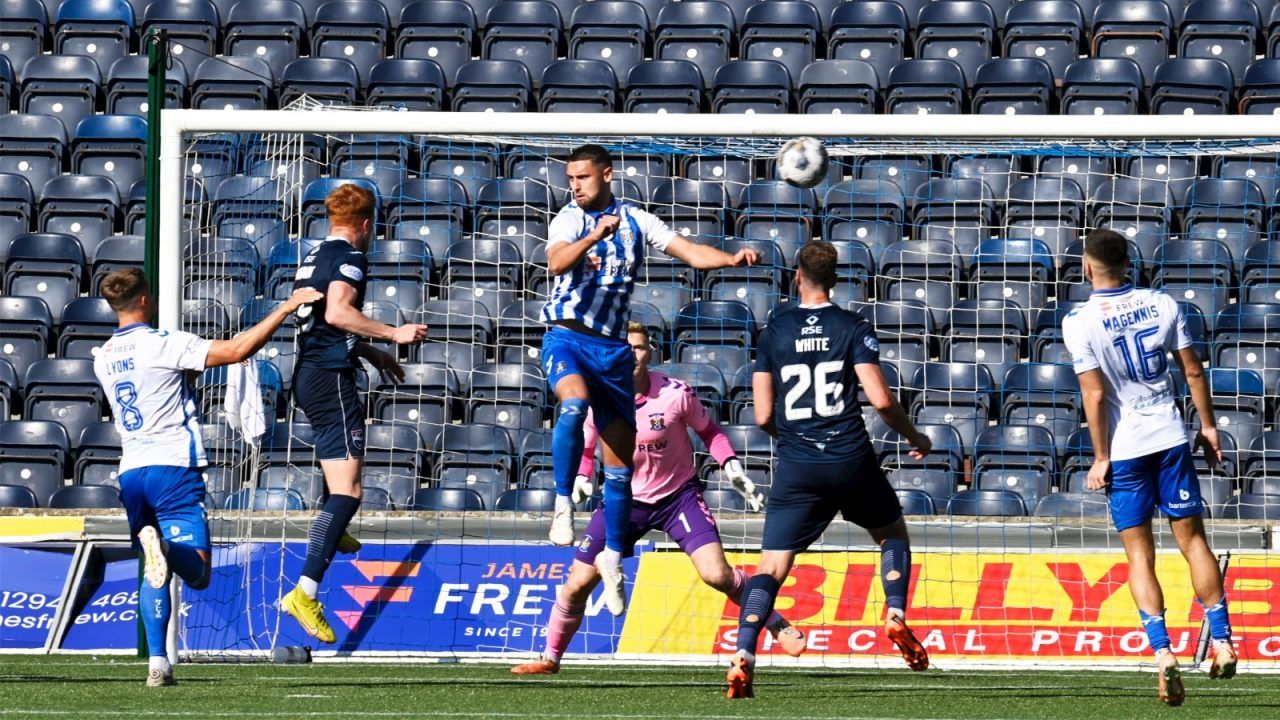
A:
432 423 514 483
972 58 1056 115
915 0 998 85
798 59 879 115
711 59 792 114
946 488 1028 517
216 177 291 260
739 1 821 82
224 0 308 80
828 1 910 85
1091 0 1174 85
885 59 967 115
1003 0 1086 82
191 55 275 110
361 467 416 509
823 180 905 262
653 362 728 418
1150 58 1234 115
410 486 484 511
1005 177 1085 255
0 420 70 506
624 59 704 113
1178 0 1261 83
387 177 469 266
279 58 361 106
895 489 937 516
417 299 495 346
539 59 617 113
494 487 556 512
70 115 147 203
443 237 522 315
567 3 647 86
0 173 34 253
4 232 85 324
1221 493 1280 520
54 0 135 72
312 0 390 89
1034 491 1110 518
19 55 101 138
57 297 115 359
969 238 1054 311
1061 58 1145 115
258 465 325 508
73 421 121 487
973 425 1057 508
867 297 936 382
1239 59 1280 114
0 0 48 78
910 362 995 455
467 362 545 425
452 59 533 112
0 484 39 509
142 0 220 74
0 56 13 115
944 298 1028 384
482 0 561 85
1090 178 1175 262
0 295 53 385
364 423 427 478
1182 178 1267 264
881 423 965 480
35 176 118 262
655 1 735 88
911 177 995 256
367 58 447 111
0 358 15 418
395 0 476 87
1152 239 1233 320
672 300 755 362
1213 303 1280 394
1241 239 1280 302
1001 363 1081 451
224 487 305 511
495 300 546 355
48 484 121 509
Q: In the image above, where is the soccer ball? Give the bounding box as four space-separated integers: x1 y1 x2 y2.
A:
776 137 829 189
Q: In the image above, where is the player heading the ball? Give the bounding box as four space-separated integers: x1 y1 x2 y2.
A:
540 144 760 616
727 241 933 700
281 184 428 645
1062 229 1237 706
93 268 323 686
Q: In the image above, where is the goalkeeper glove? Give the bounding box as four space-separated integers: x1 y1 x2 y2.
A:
722 458 763 512
571 474 594 505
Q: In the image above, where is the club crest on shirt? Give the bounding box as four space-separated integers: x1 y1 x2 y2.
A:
350 428 364 450
648 413 666 431
578 534 593 553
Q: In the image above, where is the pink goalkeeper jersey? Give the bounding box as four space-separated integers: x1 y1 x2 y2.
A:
578 371 736 504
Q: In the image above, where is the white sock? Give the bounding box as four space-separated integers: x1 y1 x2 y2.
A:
886 607 905 623
554 494 572 513
149 656 171 674
734 649 755 664
297 577 319 599
596 548 621 570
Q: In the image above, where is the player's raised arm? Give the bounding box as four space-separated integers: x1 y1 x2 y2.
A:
663 234 760 270
324 280 426 344
854 362 930 459
204 287 323 368
547 212 620 276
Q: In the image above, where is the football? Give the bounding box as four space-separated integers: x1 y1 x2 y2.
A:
776 137 829 189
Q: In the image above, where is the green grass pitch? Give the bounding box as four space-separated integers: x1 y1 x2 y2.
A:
2 656 1277 719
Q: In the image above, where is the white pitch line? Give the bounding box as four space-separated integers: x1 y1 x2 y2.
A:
0 711 1012 720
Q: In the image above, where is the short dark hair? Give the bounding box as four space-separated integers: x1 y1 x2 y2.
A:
1084 228 1130 277
100 267 151 313
567 143 612 168
796 241 838 292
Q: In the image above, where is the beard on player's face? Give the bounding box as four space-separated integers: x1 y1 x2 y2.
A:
567 161 613 211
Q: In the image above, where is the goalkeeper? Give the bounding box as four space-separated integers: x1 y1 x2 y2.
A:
512 321 805 675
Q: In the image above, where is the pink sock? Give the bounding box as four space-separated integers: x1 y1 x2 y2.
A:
727 569 785 629
544 599 585 663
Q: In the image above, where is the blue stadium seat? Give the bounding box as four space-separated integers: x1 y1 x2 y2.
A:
19 56 101 138
1090 178 1175 262
0 173 34 253
1242 430 1280 477
224 0 308 80
871 289 938 380
1240 59 1280 115
387 177 469 265
0 420 70 506
973 424 1057 508
972 58 1056 115
367 58 446 110
364 423 427 477
1003 0 1086 82
739 1 821 82
436 467 507 508
58 297 115 359
191 55 274 110
1005 177 1084 255
4 232 84 323
911 177 995 256
0 0 48 79
55 0 135 73
1213 302 1280 390
915 0 997 85
411 486 485 511
1091 0 1174 85
1062 57 1145 114
327 141 403 207
1182 178 1267 264
495 487 556 512
539 59 617 113
0 57 13 115
312 0 391 89
395 0 476 87
910 362 995 455
655 0 735 87
970 238 1055 310
568 1 647 89
823 180 904 262
0 358 15 418
1001 362 1081 449
798 59 879 115
71 115 146 203
1178 0 1261 83
0 295 52 385
1189 368 1266 458
1241 239 1280 301
881 423 964 488
1151 57 1234 115
1271 3 1280 58
367 238 432 284
702 488 750 513
467 361 545 425
48 484 120 509
735 179 817 257
1152 239 1232 321
417 299 495 345
944 298 1028 383
653 361 728 418
443 237 522 315
947 488 1028 517
886 59 967 115
224 487 305 511
827 1 909 84
1221 493 1280 521
23 358 103 454
624 59 704 113
36 176 119 261
482 0 561 85
1215 153 1280 207
452 59 532 112
432 423 514 480
1034 491 1110 518
648 178 728 242
214 176 289 258
279 57 361 106
258 465 325 508
142 0 220 74
361 467 415 509
712 59 792 114
0 484 39 509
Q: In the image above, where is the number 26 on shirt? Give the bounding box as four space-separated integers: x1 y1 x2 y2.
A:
780 361 846 421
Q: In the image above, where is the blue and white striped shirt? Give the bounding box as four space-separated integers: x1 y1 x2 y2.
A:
540 198 677 339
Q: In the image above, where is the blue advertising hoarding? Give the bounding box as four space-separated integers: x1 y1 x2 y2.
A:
0 545 76 650
59 548 141 651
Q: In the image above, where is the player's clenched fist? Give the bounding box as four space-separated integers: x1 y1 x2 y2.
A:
732 248 762 267
592 213 621 239
392 323 428 344
283 287 324 312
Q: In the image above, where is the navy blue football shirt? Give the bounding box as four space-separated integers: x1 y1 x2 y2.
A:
293 237 368 370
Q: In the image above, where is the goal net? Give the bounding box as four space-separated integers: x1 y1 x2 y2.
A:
160 107 1280 669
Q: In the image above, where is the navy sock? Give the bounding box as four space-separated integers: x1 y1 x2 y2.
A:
736 574 781 654
1200 596 1232 642
139 577 170 658
1140 609 1171 653
880 537 911 616
301 493 361 583
552 398 589 497
602 466 633 553
165 541 207 589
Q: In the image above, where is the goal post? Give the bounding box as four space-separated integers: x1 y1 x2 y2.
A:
155 108 1280 668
